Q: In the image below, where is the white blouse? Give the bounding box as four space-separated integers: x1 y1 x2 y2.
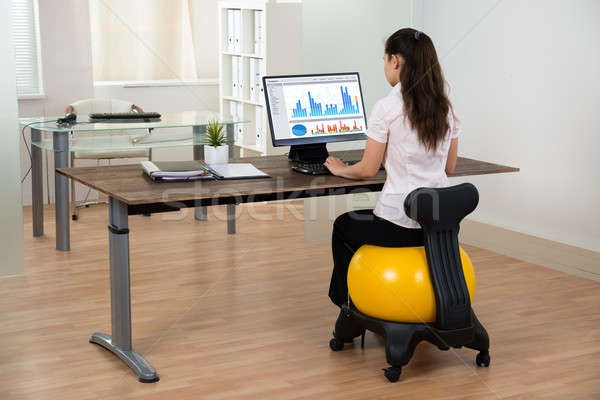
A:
366 83 461 229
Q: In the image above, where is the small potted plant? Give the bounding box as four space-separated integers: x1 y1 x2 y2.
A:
203 120 229 165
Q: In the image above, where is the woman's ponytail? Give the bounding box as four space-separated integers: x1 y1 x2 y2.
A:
385 28 450 151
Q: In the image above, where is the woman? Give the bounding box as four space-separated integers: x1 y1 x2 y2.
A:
324 28 460 308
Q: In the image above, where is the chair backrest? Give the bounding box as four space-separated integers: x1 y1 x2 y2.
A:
404 183 479 330
69 98 134 115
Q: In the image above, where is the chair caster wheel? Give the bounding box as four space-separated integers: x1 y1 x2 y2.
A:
383 366 402 382
329 338 344 351
476 351 490 367
72 214 78 221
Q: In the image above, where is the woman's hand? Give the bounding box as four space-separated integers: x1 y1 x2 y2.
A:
324 139 386 179
324 156 348 176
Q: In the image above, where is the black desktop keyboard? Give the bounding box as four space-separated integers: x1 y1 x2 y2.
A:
89 112 161 120
292 160 361 175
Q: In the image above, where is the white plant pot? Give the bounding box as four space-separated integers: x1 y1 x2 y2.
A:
204 144 229 165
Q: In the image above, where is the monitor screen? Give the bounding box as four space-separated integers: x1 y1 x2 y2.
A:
263 73 367 147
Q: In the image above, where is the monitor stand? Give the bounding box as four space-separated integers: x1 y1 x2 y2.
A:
288 143 329 163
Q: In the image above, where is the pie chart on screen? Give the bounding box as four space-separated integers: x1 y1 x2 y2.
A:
291 124 307 137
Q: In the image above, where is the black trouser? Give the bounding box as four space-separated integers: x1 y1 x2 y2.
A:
328 209 424 307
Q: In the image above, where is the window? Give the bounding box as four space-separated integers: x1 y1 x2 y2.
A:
89 0 217 82
11 0 44 98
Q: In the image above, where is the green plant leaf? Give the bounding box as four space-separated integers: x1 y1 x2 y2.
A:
201 120 231 147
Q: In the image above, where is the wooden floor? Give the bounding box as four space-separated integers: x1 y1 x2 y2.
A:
1 203 599 400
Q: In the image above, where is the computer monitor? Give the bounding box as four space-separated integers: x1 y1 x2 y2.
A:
263 73 367 163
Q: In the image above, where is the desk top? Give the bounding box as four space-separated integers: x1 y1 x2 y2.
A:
58 151 518 210
20 111 247 133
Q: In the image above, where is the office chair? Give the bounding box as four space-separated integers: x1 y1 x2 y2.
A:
67 98 152 220
329 183 490 382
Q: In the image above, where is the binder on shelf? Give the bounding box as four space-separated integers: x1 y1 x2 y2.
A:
237 56 244 99
226 9 234 52
254 58 263 103
233 9 242 53
256 59 264 102
254 10 263 55
255 106 263 149
249 58 256 102
236 102 244 140
231 55 241 98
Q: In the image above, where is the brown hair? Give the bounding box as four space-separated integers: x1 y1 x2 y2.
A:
385 28 450 151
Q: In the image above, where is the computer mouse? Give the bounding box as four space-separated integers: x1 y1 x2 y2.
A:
57 112 77 125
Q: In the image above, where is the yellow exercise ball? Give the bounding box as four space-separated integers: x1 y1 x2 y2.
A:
347 245 476 323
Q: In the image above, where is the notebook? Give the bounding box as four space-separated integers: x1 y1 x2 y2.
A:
204 163 270 180
141 161 212 181
141 160 270 182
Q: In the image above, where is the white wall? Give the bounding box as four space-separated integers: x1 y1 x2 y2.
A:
301 0 414 238
302 0 412 117
19 0 94 206
1 0 25 276
94 82 219 113
423 0 600 252
189 0 219 79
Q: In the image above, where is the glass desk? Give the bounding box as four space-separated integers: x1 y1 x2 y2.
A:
21 111 247 251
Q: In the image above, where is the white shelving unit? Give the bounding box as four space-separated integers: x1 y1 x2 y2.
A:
218 0 302 156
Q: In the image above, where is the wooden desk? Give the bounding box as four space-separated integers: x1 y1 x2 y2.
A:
61 151 518 210
57 151 518 382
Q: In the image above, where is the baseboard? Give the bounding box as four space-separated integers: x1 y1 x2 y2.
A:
460 219 600 282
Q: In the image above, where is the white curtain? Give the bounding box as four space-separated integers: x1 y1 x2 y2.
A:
89 0 199 81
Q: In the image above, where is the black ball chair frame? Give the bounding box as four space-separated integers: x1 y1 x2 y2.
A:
329 183 490 382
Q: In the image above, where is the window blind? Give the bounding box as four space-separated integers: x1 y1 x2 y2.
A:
11 0 43 97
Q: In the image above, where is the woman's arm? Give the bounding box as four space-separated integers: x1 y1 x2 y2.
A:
445 138 458 174
324 138 386 179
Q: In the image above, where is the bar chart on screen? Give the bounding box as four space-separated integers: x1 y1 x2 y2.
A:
290 119 364 137
285 82 364 120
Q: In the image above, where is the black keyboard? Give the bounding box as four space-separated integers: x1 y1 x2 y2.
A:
292 160 360 175
89 112 161 120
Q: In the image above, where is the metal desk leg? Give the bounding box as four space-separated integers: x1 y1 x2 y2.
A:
90 197 158 383
53 131 70 251
31 128 44 237
227 204 236 234
226 124 236 234
193 125 207 221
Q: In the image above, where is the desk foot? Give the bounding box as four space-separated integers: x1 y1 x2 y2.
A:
90 333 159 383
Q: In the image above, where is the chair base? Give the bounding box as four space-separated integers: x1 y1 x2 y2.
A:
330 302 490 382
